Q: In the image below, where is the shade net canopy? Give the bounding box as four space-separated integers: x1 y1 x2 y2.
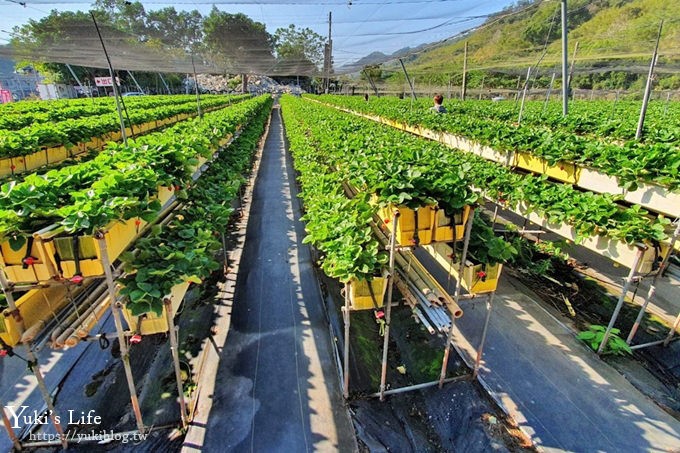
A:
1 0 679 79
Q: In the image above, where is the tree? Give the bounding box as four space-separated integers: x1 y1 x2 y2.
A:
202 8 274 73
146 7 203 53
361 64 383 82
273 25 325 75
10 10 118 83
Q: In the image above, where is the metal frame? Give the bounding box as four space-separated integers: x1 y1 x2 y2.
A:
626 220 680 350
0 271 68 449
97 234 145 433
439 207 475 387
340 205 499 399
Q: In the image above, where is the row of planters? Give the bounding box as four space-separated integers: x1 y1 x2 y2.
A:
0 95 270 284
281 95 515 310
0 93 230 116
406 98 679 145
298 97 672 270
0 94 248 131
311 95 680 191
0 95 272 345
119 96 273 334
0 94 250 161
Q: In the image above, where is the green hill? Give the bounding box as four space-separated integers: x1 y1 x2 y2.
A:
386 0 680 90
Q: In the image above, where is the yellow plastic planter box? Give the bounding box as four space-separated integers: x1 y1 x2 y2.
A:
379 204 436 246
0 285 70 346
0 237 58 284
423 243 502 294
515 151 578 185
348 276 388 311
431 206 472 242
459 261 502 294
38 216 147 280
122 281 191 335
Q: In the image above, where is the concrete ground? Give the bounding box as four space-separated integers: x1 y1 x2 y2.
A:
183 103 356 452
418 241 680 452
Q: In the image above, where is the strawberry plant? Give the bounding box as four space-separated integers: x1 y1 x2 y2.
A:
577 324 632 356
120 97 272 315
312 95 680 190
0 96 270 246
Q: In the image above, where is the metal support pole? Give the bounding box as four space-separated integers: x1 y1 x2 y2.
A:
561 0 569 116
399 58 417 101
0 272 67 448
26 353 68 448
165 298 188 429
543 72 556 112
379 211 399 401
461 41 468 101
97 234 145 432
567 41 579 90
66 64 90 98
479 75 485 100
663 312 680 347
518 67 532 124
91 12 127 146
473 291 496 380
597 247 645 354
370 375 469 398
636 20 663 141
627 221 680 344
343 283 350 398
158 73 171 95
190 55 202 119
0 399 21 450
127 70 144 93
363 70 379 97
325 12 333 94
663 91 671 116
440 208 475 387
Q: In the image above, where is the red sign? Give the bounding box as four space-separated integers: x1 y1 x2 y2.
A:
94 76 120 87
0 90 11 103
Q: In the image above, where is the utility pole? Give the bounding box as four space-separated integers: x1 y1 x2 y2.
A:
461 41 468 101
561 0 569 116
325 12 333 94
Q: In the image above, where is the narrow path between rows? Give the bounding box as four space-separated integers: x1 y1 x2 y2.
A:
184 102 356 452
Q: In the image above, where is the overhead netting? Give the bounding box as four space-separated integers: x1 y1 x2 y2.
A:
1 0 679 81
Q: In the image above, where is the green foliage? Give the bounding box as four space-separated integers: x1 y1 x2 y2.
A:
577 324 632 356
310 95 673 246
0 95 269 241
202 8 275 68
467 215 517 265
273 24 326 72
0 94 249 157
120 96 273 314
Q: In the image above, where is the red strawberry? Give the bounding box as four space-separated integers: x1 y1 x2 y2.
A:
70 275 84 284
22 257 37 266
477 271 487 279
129 334 142 344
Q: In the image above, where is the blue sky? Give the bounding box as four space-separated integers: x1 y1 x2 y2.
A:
2 0 517 67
